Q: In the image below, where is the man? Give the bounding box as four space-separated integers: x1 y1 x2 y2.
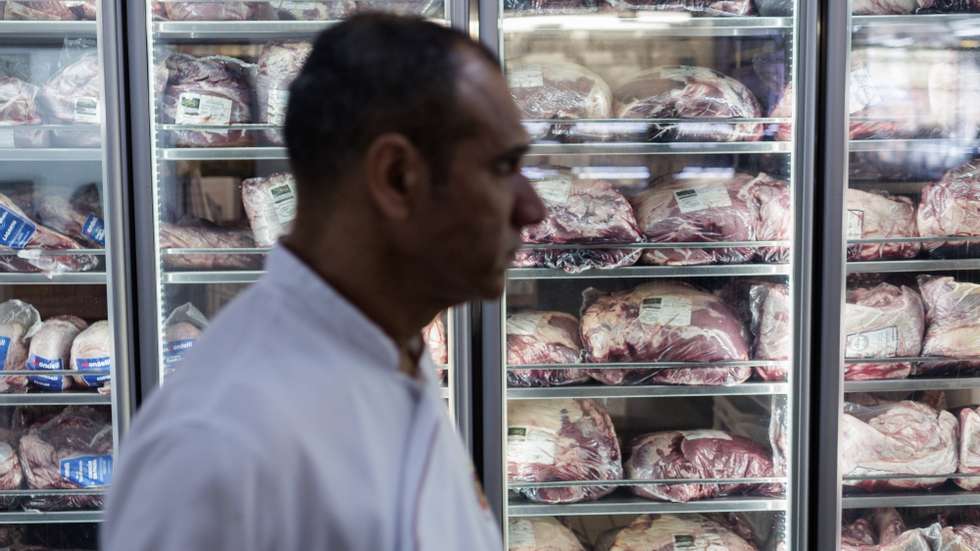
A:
102 14 544 551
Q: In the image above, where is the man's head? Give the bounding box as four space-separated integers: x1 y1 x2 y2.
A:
285 14 544 309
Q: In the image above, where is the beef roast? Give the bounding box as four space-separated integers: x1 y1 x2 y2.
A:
846 189 920 261
0 439 22 509
26 316 87 392
162 303 208 381
270 0 356 19
918 276 980 370
750 282 792 381
2 1 76 19
37 53 101 148
506 311 589 387
853 0 917 13
0 300 40 393
625 429 779 503
159 222 260 270
605 0 753 15
631 172 791 265
0 193 99 274
161 54 255 148
69 320 111 391
844 284 925 381
159 2 262 20
595 514 756 551
581 281 751 385
242 173 297 247
614 66 763 142
508 62 612 121
514 177 642 273
941 525 980 550
503 0 604 14
507 517 586 551
0 76 48 148
841 399 958 491
36 187 105 248
917 162 980 259
255 42 311 145
507 398 621 504
955 406 980 491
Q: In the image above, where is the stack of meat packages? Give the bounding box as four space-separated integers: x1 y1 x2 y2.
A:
151 0 441 21
842 508 980 551
503 0 797 16
0 2 96 20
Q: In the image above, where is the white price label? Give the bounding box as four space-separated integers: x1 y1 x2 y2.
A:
845 326 899 358
847 210 864 239
673 187 732 214
267 183 297 226
73 97 100 124
0 128 15 149
508 426 556 465
277 1 322 9
533 177 572 205
267 89 290 126
639 296 692 327
508 520 537 548
507 316 540 337
672 532 726 550
175 93 233 126
683 430 732 442
508 68 544 89
849 66 883 115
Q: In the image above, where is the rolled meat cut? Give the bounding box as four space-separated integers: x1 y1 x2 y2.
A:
26 316 87 392
159 222 260 270
595 514 757 551
507 398 622 504
749 282 791 381
0 75 48 148
507 518 586 551
581 281 752 386
514 178 642 273
69 320 111 391
840 399 958 491
917 162 980 259
161 54 255 148
162 303 208 381
846 189 920 261
242 173 297 247
36 185 105 248
255 42 311 145
843 284 925 381
0 300 40 394
506 311 590 388
918 276 980 372
625 429 779 503
605 0 752 14
631 172 791 266
38 53 101 148
614 66 763 142
0 192 99 274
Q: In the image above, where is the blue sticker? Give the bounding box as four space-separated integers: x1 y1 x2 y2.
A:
27 354 64 391
60 455 112 487
163 339 195 367
0 205 36 250
81 214 105 246
75 356 110 386
0 336 10 368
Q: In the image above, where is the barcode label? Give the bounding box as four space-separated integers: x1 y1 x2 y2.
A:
674 187 732 213
849 66 883 114
73 97 100 124
639 296 692 327
846 326 899 358
673 535 697 549
847 210 864 239
267 89 290 126
533 177 572 205
507 316 541 337
176 93 233 126
509 68 544 89
507 426 557 465
267 183 297 225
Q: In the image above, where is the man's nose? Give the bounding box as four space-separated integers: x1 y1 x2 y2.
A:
513 178 546 229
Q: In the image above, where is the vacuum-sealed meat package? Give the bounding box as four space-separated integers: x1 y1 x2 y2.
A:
506 311 589 387
507 61 612 142
595 515 757 551
0 300 41 393
0 76 48 148
749 282 791 381
255 42 311 145
503 0 605 13
157 2 264 21
69 320 111 393
268 0 355 19
917 162 980 259
242 173 297 247
846 189 920 261
26 316 87 392
0 193 99 274
844 284 925 381
161 54 255 148
162 303 208 381
917 276 980 372
606 0 752 15
2 1 77 20
507 518 586 551
37 52 102 148
159 221 260 270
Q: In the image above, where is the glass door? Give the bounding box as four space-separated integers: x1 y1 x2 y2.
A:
481 1 813 548
0 0 132 546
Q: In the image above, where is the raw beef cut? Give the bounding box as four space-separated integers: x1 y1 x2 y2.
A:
846 189 920 261
423 315 448 366
36 189 105 248
162 303 208 381
270 0 355 19
37 53 101 148
595 514 756 551
844 284 925 381
508 62 612 121
0 300 40 394
255 42 311 145
506 311 590 388
955 406 980 491
503 0 604 14
2 2 76 19
26 316 87 392
749 282 791 381
242 173 297 247
770 396 789 477
840 399 958 491
918 276 980 369
848 51 939 141
605 0 753 15
755 0 793 15
614 66 763 142
769 83 794 142
625 429 779 503
917 162 980 259
159 222 260 270
507 398 622 504
920 0 980 11
631 172 791 265
0 193 99 274
159 2 262 20
0 76 48 148
355 0 442 17
514 178 642 273
941 525 980 550
69 320 110 391
843 517 877 549
161 54 255 148
19 406 111 510
853 0 917 13
580 281 751 386
507 517 586 551
70 0 97 19
872 508 907 545
0 439 22 509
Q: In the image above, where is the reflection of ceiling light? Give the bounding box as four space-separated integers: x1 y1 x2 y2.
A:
573 166 650 180
522 167 561 180
676 166 735 179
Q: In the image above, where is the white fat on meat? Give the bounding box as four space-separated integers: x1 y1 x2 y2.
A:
70 320 111 390
26 316 87 392
0 300 41 393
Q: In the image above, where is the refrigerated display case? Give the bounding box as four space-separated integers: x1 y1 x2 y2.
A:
0 0 133 545
480 1 815 549
128 0 474 437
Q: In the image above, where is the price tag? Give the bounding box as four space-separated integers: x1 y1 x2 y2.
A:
639 296 692 327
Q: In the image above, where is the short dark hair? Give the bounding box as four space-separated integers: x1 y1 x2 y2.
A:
284 13 499 204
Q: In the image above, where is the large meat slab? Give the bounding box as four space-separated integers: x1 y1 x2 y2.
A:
917 162 980 259
506 311 590 387
507 518 586 551
846 189 920 261
918 276 980 371
161 54 254 148
595 514 757 551
844 284 925 381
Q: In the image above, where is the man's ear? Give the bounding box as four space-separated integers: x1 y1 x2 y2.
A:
363 133 430 221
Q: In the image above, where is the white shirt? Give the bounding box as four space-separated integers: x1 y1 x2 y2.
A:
102 246 502 551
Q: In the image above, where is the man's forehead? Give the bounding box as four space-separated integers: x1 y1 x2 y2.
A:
454 53 528 151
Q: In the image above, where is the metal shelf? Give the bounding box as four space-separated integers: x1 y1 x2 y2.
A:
508 382 789 399
848 138 980 153
0 393 110 406
0 21 97 39
0 272 106 285
846 377 980 393
162 271 264 285
507 496 786 517
0 510 102 524
847 259 980 273
502 14 792 36
528 141 791 156
152 20 336 41
0 148 102 162
508 264 790 279
852 13 980 28
843 492 980 510
160 147 287 161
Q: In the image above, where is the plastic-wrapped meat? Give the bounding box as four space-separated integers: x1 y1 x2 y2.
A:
507 518 586 551
69 320 111 392
581 282 752 386
160 2 262 20
941 525 980 550
917 162 980 259
19 406 111 510
770 396 788 476
605 0 753 15
955 406 980 491
507 398 621 504
267 0 354 19
70 0 97 19
159 222 260 270
355 0 443 16
841 399 958 491
0 300 40 394
514 178 642 273
0 193 99 274
846 189 920 261
503 0 604 13
423 314 447 382
26 316 87 392
242 173 296 247
595 514 756 551
853 0 917 13
0 76 48 148
918 276 980 371
750 283 791 381
625 430 779 503
631 172 790 266
37 53 101 148
255 43 311 145
2 1 76 19
507 62 612 137
919 0 980 11
162 303 208 381
755 0 793 15
506 311 589 388
161 54 255 148
871 508 908 545
0 438 22 510
843 284 925 381
848 51 940 140
36 190 105 248
843 518 877 550
614 66 763 142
